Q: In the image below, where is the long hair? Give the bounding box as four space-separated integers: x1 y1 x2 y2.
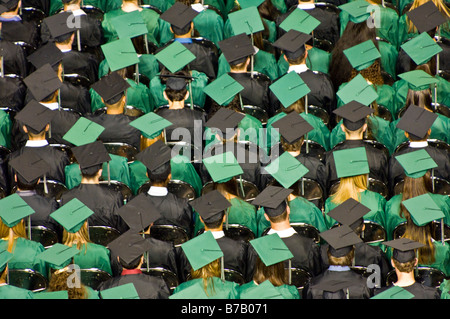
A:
403 219 436 265
400 173 432 219
252 257 287 286
283 97 306 114
48 268 88 299
213 177 240 198
331 174 368 204
190 258 222 296
0 220 28 253
62 222 91 253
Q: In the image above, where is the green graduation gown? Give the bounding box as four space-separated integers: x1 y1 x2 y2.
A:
238 281 300 299
49 0 122 15
223 16 277 43
397 14 450 48
173 277 240 299
0 284 34 299
440 280 450 299
71 243 113 275
0 110 11 149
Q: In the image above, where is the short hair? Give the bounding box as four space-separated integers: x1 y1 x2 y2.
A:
148 161 171 185
280 135 304 153
16 173 39 191
202 211 225 229
266 209 288 224
80 163 103 178
286 51 307 65
327 247 355 266
171 22 192 36
392 258 416 273
164 87 188 102
119 255 142 270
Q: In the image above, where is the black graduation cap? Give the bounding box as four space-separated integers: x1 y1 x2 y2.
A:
71 141 111 170
313 279 353 298
107 230 152 265
91 72 131 105
205 108 246 137
327 198 370 230
23 64 63 102
333 101 374 131
273 29 311 60
0 0 19 10
117 193 161 232
320 225 363 257
9 152 51 184
166 76 188 91
218 33 255 65
395 104 438 139
43 11 79 40
135 140 172 173
271 112 314 144
27 42 64 69
159 2 199 30
406 1 447 34
189 190 232 223
14 100 56 133
383 238 425 263
252 186 293 218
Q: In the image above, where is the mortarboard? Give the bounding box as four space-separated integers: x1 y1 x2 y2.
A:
189 190 231 223
91 71 131 105
169 282 209 299
269 71 311 108
205 108 245 136
336 74 378 106
0 249 13 272
338 0 372 24
218 33 255 65
43 11 79 40
117 193 161 232
100 283 140 299
0 5 8 15
313 279 354 299
395 104 438 139
203 73 244 106
383 238 425 263
160 2 199 30
0 194 35 228
401 193 445 226
273 29 311 60
62 117 105 147
228 6 265 35
371 286 415 299
9 152 50 184
23 64 63 102
240 280 285 299
37 243 80 269
238 0 265 9
394 149 438 178
343 40 381 71
250 233 293 266
327 198 371 230
333 101 374 131
400 32 442 66
271 112 314 144
252 185 292 218
202 151 244 183
50 198 94 233
135 140 172 172
34 291 70 299
71 141 111 170
181 230 223 271
165 76 188 91
14 100 56 133
332 147 370 178
319 225 363 257
27 42 64 69
406 1 447 34
398 70 439 91
264 152 309 189
129 112 173 140
0 0 19 10
107 230 152 265
110 10 149 39
154 41 196 73
279 7 321 34
101 38 140 72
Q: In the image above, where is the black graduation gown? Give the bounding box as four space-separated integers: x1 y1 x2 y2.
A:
388 144 450 193
60 184 128 233
22 0 50 15
86 113 141 151
46 108 81 147
0 75 27 111
61 50 99 85
98 273 170 299
0 40 28 77
324 139 389 191
374 283 441 299
299 70 336 115
1 20 40 51
304 269 373 299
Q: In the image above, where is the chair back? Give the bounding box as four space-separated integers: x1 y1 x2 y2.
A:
80 268 112 290
141 267 179 294
27 225 59 249
148 225 189 247
88 226 121 247
7 269 47 292
386 267 447 288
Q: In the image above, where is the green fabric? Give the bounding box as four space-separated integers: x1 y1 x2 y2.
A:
397 14 450 49
440 280 450 299
0 237 48 279
98 54 160 84
193 197 257 237
329 117 395 155
324 190 387 230
144 0 175 12
277 48 331 75
192 7 225 46
385 193 450 241
224 16 277 43
256 196 327 237
90 78 154 114
217 49 279 80
0 110 11 149
378 40 398 79
149 70 209 109
0 285 34 299
173 277 240 299
271 0 287 13
128 155 203 196
71 243 112 275
238 281 300 299
266 112 330 154
64 153 131 189
49 0 122 15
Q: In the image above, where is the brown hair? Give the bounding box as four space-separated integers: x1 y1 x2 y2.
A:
399 173 432 219
403 219 436 265
283 97 306 114
253 257 287 286
392 258 417 273
327 247 355 266
48 268 88 299
280 135 304 153
190 258 221 296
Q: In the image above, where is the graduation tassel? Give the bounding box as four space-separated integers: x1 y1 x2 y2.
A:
220 256 225 282
440 218 445 245
144 34 149 55
225 207 229 231
239 93 244 111
76 29 82 52
27 215 32 240
188 80 194 110
239 175 245 199
43 174 48 195
107 161 111 186
135 63 140 85
305 95 309 154
288 259 292 285
0 54 4 78
432 168 435 193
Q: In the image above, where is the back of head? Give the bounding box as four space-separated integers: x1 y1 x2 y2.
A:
331 175 368 204
403 219 436 265
48 268 88 299
253 257 287 286
148 161 172 186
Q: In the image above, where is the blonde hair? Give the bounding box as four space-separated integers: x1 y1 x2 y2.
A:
407 0 450 33
190 258 221 296
0 219 28 253
331 174 368 204
62 222 91 253
139 131 165 151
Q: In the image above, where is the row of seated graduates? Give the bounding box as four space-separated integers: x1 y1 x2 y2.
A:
0 0 448 300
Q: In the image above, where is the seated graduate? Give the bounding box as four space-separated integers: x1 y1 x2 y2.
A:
240 233 300 299
178 191 256 283
0 248 34 299
99 230 170 299
304 225 373 299
59 141 128 234
253 186 322 277
0 38 28 78
45 266 99 299
170 231 240 299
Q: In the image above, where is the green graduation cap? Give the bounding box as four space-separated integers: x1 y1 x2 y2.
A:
203 151 244 183
203 74 244 106
0 249 13 272
400 32 443 66
62 117 105 147
100 283 140 299
240 280 284 299
398 70 439 91
169 282 209 299
402 193 445 226
339 0 372 24
228 6 265 35
238 0 265 9
343 39 381 71
181 230 223 271
279 8 321 34
333 147 370 178
154 41 196 73
50 198 94 233
0 194 35 228
371 286 415 299
37 243 80 270
336 74 379 106
110 10 148 39
129 112 173 139
250 233 294 266
264 152 309 189
395 149 438 178
33 291 70 299
269 71 311 108
101 38 140 72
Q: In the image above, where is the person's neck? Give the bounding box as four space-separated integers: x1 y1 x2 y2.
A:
204 225 223 232
394 270 416 287
287 150 301 157
106 105 125 115
121 1 140 11
230 68 248 74
1 10 19 18
175 32 192 39
64 3 81 11
345 133 364 141
56 42 72 51
271 220 291 232
168 101 185 110
81 177 99 185
27 134 46 141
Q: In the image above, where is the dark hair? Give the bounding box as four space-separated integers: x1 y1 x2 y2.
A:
400 172 432 219
119 255 142 270
148 162 171 185
202 211 226 229
213 177 240 198
41 90 59 103
80 164 103 178
16 173 39 191
171 22 192 36
257 0 281 21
